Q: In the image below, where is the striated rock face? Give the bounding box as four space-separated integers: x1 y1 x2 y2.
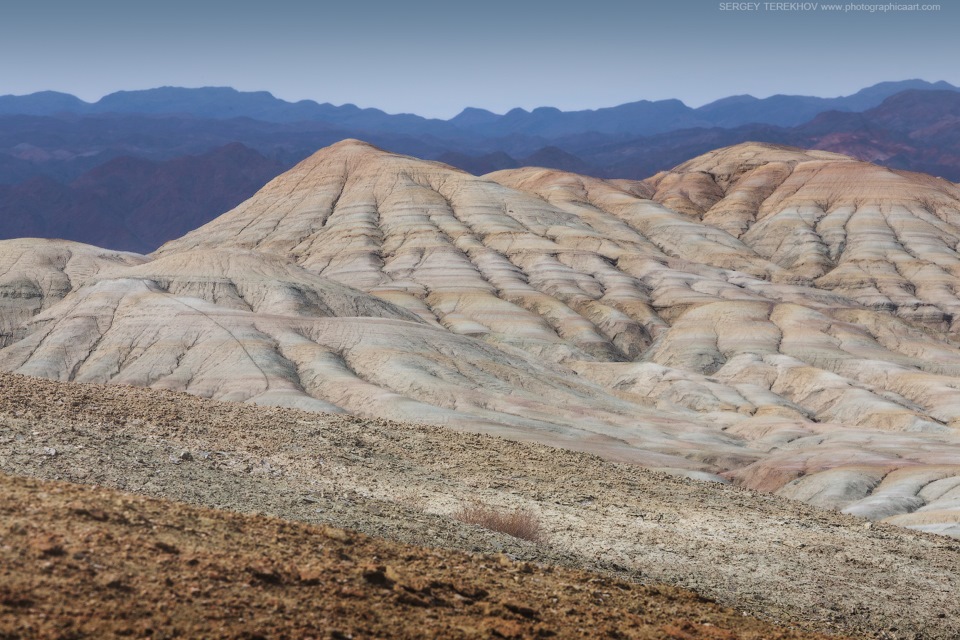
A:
159 139 674 363
5 140 960 536
0 239 147 347
643 143 960 329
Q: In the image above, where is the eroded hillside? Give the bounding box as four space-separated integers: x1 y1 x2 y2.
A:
2 140 960 536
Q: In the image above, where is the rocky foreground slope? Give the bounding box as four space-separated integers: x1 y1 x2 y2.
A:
1 472 833 640
3 373 959 638
2 140 960 536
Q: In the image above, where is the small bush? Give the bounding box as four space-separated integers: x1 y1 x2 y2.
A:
454 503 543 544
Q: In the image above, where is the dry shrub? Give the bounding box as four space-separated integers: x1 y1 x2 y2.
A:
454 502 543 544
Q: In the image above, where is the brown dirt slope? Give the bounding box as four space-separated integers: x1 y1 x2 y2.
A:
0 473 827 640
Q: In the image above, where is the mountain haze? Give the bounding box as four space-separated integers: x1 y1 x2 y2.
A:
0 144 286 252
3 79 955 135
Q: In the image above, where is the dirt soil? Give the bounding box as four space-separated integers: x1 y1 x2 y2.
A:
0 472 834 640
1 373 958 639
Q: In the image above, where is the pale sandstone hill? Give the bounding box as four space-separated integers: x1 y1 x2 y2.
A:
0 244 747 469
159 139 676 363
0 238 146 347
642 142 960 328
4 140 960 536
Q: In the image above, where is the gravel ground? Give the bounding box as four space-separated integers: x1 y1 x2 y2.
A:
0 473 831 639
1 373 958 639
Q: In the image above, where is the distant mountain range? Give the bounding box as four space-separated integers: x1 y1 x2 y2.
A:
1 79 956 136
0 79 959 252
569 89 960 181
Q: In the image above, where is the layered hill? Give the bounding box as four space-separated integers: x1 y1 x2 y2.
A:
3 140 960 537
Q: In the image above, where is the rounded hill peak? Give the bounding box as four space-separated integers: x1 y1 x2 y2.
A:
672 142 853 174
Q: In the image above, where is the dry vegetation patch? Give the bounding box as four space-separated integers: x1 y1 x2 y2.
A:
455 502 544 543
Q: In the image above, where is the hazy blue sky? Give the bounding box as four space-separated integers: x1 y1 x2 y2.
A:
0 0 956 117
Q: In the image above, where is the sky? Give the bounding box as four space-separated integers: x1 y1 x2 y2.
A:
0 0 956 118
